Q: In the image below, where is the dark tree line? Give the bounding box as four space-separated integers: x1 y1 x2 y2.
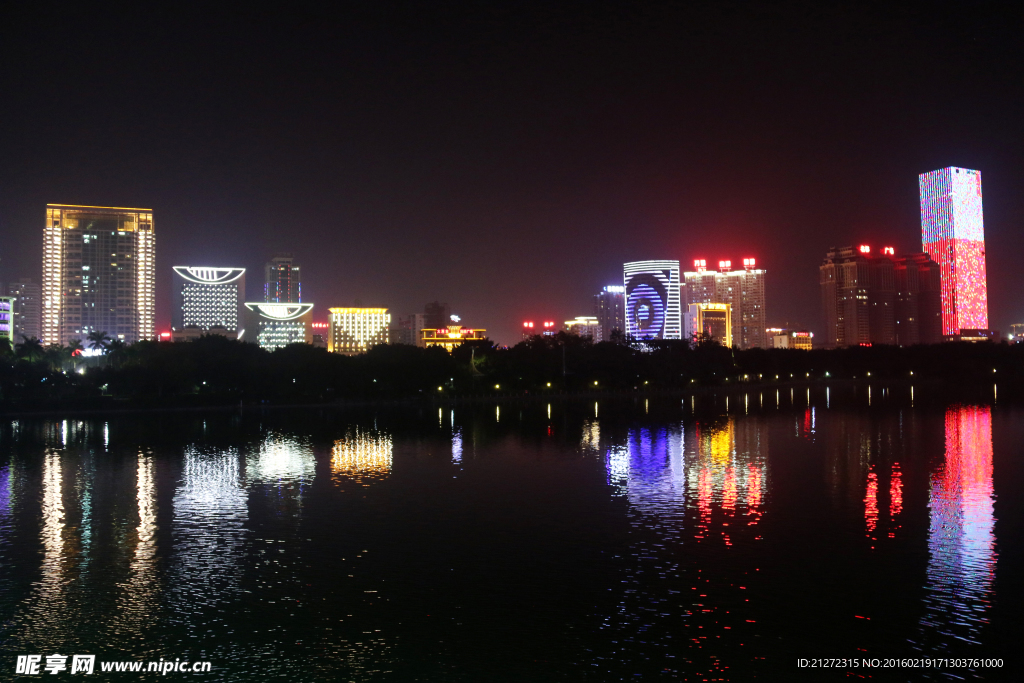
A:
2 332 1022 410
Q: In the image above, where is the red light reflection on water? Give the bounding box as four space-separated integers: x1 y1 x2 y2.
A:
746 465 762 526
889 463 903 537
916 404 996 650
864 468 879 545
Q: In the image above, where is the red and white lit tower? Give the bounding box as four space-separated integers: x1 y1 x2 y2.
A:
919 167 988 335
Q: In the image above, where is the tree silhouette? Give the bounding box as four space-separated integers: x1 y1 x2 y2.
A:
87 330 112 351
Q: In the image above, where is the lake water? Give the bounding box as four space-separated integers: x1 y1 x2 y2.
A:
0 387 1018 681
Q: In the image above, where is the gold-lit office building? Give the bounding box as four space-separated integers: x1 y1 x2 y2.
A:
421 325 487 352
328 308 391 355
42 204 155 346
683 302 732 347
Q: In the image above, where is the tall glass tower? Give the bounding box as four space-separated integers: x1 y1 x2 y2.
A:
42 204 155 345
919 167 989 335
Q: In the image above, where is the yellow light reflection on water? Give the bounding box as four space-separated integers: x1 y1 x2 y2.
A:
332 429 394 485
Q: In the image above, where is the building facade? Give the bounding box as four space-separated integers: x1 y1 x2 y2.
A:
421 325 486 352
683 302 732 347
623 260 681 340
920 167 989 335
42 204 155 346
682 258 766 349
264 254 301 303
593 285 625 340
770 330 814 350
820 245 941 348
0 296 13 345
564 316 602 341
243 302 314 350
893 253 943 346
328 308 390 355
6 278 41 341
172 266 246 335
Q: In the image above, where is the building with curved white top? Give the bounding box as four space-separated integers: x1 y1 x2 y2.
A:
172 266 246 335
623 260 681 340
244 302 314 350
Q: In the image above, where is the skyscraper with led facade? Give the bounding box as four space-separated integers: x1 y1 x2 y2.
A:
623 260 681 340
919 167 989 335
41 204 155 345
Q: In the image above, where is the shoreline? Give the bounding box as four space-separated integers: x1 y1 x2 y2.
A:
0 376 1002 418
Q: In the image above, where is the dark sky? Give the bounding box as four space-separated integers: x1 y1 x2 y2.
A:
2 2 1022 344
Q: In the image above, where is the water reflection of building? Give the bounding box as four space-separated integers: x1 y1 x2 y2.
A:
689 417 767 542
914 405 995 651
112 454 160 643
599 418 767 678
332 429 393 486
167 448 248 640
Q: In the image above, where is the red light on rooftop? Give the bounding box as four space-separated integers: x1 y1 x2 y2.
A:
160 332 171 338
882 246 895 255
859 245 871 254
543 321 554 328
523 321 534 328
743 257 756 268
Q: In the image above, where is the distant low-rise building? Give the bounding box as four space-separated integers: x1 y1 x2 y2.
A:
421 325 486 352
770 330 814 350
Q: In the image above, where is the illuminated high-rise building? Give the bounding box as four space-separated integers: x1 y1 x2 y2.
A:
593 285 625 340
682 258 766 348
820 245 940 348
328 308 390 355
42 204 155 345
6 278 41 342
172 267 246 334
623 260 681 340
264 254 301 303
919 167 989 335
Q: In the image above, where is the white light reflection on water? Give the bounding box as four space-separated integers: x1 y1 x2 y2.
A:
452 431 463 465
912 405 996 652
165 447 247 652
248 435 315 486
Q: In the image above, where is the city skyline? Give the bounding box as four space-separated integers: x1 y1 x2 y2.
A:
2 5 1022 345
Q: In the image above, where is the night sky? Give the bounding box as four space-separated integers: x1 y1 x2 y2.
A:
2 3 1022 345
